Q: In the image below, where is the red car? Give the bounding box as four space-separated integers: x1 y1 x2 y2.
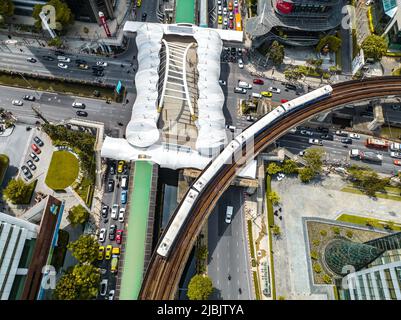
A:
394 160 401 166
31 143 41 154
116 229 123 244
280 99 289 103
229 19 234 29
253 79 264 85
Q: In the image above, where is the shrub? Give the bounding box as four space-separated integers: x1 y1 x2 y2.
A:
323 274 332 284
278 296 286 300
320 230 328 237
310 251 319 260
346 230 353 238
332 226 341 235
312 239 320 246
313 263 322 273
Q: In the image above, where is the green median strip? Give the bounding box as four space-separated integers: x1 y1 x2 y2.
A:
265 174 276 300
336 213 401 231
341 185 401 202
253 271 261 300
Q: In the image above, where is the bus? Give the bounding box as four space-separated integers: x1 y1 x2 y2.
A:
365 138 389 150
235 13 242 31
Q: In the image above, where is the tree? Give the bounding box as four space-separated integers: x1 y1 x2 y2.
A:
71 264 100 299
269 41 285 65
67 205 89 226
32 0 74 30
0 0 14 17
361 34 388 61
266 162 282 175
196 245 208 261
53 271 79 300
303 148 325 173
316 35 342 53
269 191 280 205
282 159 298 174
347 166 388 197
67 235 99 264
2 178 31 204
47 37 63 48
272 224 281 236
187 275 213 300
298 166 315 183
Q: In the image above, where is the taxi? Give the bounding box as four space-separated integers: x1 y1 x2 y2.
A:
260 91 273 97
98 246 105 260
105 245 113 260
218 15 223 24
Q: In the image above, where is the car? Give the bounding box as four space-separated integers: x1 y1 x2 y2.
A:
320 134 334 141
72 102 86 109
335 130 348 137
42 55 54 61
218 15 223 24
309 138 323 146
141 12 147 21
78 64 89 70
299 150 306 156
349 133 361 139
54 50 65 55
58 63 68 69
99 228 106 243
229 12 234 20
107 179 114 192
226 124 236 131
234 0 238 7
341 138 353 144
276 173 285 181
109 162 116 175
33 136 44 147
394 159 401 166
21 165 32 179
300 130 314 136
31 143 41 154
108 290 115 300
223 17 228 26
137 0 142 6
30 152 39 162
27 57 37 63
390 151 401 159
229 19 234 29
23 95 35 101
280 99 289 103
111 256 119 273
121 190 127 204
234 87 247 94
228 1 233 10
238 58 244 68
105 245 113 259
117 160 125 173
223 7 227 15
116 229 123 244
246 115 257 122
12 100 23 106
76 111 88 117
101 205 109 218
96 61 108 67
100 279 108 296
217 0 221 4
253 79 264 85
268 87 281 93
92 65 104 71
111 204 119 219
316 126 329 133
285 83 297 90
365 0 373 5
219 79 226 86
225 206 233 224
118 208 125 222
98 246 105 260
218 6 222 15
26 160 36 171
109 225 116 241
260 91 272 97
57 56 71 62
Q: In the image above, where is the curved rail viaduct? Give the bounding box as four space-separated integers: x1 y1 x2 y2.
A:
138 76 401 299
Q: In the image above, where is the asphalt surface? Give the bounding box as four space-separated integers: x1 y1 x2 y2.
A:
207 186 252 300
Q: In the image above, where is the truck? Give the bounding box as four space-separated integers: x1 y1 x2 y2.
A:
390 142 401 151
365 138 389 150
349 149 383 163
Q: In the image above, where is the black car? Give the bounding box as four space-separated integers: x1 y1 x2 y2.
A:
27 57 37 63
101 205 109 218
107 179 114 192
92 65 104 71
21 165 32 179
33 136 44 147
76 111 88 117
285 83 297 90
23 95 35 101
27 160 37 171
109 162 116 175
109 225 116 241
341 138 353 144
320 134 333 141
141 12 147 21
42 55 54 61
316 127 329 133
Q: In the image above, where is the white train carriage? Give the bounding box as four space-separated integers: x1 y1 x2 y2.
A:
282 85 332 112
193 139 241 193
157 189 200 257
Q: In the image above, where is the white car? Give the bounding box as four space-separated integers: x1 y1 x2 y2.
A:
238 58 244 69
218 5 222 15
118 207 125 222
365 0 373 5
58 63 68 69
276 173 285 181
390 151 401 159
349 133 360 139
108 290 115 300
12 99 23 106
223 17 228 26
223 7 227 15
217 0 221 4
111 204 119 219
300 130 313 136
299 150 305 156
309 138 323 146
99 279 108 296
268 87 281 94
99 228 106 243
96 61 108 67
219 79 226 86
234 0 239 7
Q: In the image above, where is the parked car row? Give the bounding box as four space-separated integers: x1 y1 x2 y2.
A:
21 136 44 179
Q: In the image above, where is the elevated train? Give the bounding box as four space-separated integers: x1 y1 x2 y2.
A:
157 85 333 257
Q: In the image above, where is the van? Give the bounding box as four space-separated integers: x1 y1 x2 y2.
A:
225 206 233 224
238 81 252 89
252 92 262 98
121 175 128 189
57 56 70 63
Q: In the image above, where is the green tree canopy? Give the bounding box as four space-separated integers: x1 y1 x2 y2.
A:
266 162 282 175
53 271 79 300
67 205 89 226
269 191 280 205
187 275 213 300
269 41 285 65
282 159 298 174
32 0 74 30
316 35 342 53
347 165 389 197
303 148 325 173
2 178 31 204
361 34 388 61
47 36 63 48
298 166 315 183
67 235 99 264
0 0 14 17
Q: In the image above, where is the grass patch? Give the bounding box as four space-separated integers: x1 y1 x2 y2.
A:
253 271 261 300
341 185 401 202
337 213 401 231
51 229 70 272
265 174 276 299
0 70 115 101
380 126 401 140
45 151 79 190
0 154 9 185
20 180 37 204
74 177 94 208
247 219 256 259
